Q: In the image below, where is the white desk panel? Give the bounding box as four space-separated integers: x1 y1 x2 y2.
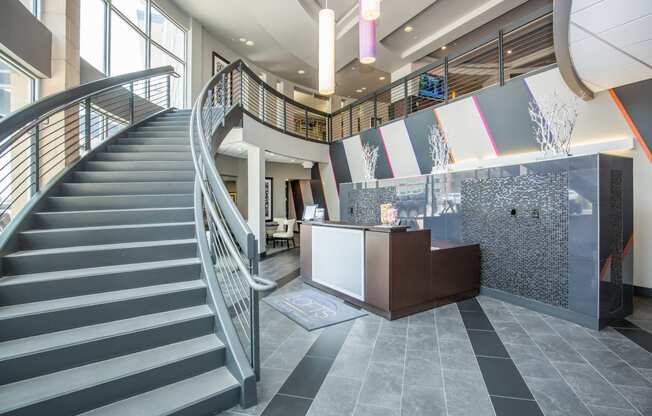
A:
311 226 365 301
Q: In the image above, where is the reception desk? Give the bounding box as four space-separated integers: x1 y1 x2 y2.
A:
300 222 480 320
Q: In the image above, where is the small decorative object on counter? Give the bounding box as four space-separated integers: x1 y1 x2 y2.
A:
380 203 398 225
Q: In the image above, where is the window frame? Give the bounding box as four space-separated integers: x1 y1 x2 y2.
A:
85 0 187 107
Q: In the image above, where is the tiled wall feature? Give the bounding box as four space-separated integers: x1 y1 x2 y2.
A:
460 172 570 308
339 154 633 328
345 187 397 225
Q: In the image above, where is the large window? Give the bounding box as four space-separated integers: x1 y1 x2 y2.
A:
0 56 35 119
79 0 187 107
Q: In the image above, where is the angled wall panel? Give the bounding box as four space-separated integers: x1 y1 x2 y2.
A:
403 109 438 174
329 140 352 188
434 97 498 163
360 129 393 179
379 120 421 178
342 135 367 183
474 80 540 155
319 161 341 221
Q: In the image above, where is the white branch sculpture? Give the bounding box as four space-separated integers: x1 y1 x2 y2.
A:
428 124 450 174
361 142 379 181
528 91 579 157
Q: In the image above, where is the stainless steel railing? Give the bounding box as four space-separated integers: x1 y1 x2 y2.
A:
0 66 178 235
190 61 276 380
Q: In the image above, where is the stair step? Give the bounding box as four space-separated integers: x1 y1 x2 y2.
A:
47 194 193 210
0 335 224 416
128 131 188 138
107 144 190 153
115 137 189 146
2 238 198 275
71 170 194 183
0 258 201 305
32 207 194 228
137 125 187 132
84 160 194 171
59 182 194 196
0 280 206 341
143 121 188 127
79 368 239 416
94 152 191 161
19 222 195 250
0 305 215 384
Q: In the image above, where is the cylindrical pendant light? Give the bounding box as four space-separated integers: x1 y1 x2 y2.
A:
360 0 380 21
359 13 377 64
319 8 335 95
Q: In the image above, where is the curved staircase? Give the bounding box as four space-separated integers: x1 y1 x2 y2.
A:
0 110 245 415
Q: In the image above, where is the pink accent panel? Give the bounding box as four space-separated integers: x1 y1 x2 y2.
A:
472 96 499 156
377 128 395 178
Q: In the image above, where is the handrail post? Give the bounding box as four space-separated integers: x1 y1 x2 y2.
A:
283 97 287 133
238 62 244 108
250 287 261 381
404 78 409 117
129 81 135 125
373 94 377 128
444 57 449 104
166 75 172 108
349 107 353 137
31 124 40 196
84 98 91 151
498 29 505 86
305 108 309 140
261 84 265 123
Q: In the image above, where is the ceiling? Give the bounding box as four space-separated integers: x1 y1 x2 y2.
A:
218 142 312 166
569 0 652 91
171 0 530 98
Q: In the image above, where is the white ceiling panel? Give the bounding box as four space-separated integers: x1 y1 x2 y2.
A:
571 0 652 34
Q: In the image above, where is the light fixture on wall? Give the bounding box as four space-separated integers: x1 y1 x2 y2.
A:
359 10 377 64
319 4 335 95
360 0 380 21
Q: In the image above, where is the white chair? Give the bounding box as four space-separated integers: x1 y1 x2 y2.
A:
273 219 296 248
267 218 286 245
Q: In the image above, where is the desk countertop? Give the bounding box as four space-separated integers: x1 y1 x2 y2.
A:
303 221 409 233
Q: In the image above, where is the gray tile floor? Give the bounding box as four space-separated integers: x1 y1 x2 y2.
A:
220 286 652 416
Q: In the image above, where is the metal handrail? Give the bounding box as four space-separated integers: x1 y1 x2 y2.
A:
190 59 276 381
0 66 178 236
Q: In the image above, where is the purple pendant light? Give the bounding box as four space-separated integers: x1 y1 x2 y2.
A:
359 4 377 64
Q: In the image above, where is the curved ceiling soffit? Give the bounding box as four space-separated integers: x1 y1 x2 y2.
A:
244 0 321 72
552 0 593 100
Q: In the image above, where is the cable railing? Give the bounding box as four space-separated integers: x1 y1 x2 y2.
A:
0 66 178 234
190 60 277 381
331 12 554 140
206 12 554 143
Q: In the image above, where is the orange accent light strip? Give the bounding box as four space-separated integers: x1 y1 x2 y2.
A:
609 89 652 163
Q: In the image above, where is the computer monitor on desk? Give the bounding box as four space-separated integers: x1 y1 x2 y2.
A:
303 204 318 221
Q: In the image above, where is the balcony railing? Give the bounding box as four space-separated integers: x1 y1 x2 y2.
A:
192 12 554 144
330 13 554 140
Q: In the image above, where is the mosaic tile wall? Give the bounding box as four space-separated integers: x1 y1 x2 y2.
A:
460 172 570 308
346 187 398 225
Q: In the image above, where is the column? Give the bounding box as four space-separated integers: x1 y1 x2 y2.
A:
40 0 81 183
247 145 266 254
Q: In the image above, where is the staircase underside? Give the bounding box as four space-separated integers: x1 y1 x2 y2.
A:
0 110 244 416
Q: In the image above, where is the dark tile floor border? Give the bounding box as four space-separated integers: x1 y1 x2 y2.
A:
457 298 544 416
611 319 652 353
261 321 353 416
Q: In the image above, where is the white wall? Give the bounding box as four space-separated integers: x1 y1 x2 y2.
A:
214 154 311 219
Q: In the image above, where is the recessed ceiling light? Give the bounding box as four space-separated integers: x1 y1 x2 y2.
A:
352 67 357 71
356 89 363 93
246 40 255 46
361 87 366 90
239 38 247 42
404 26 413 33
298 69 305 74
441 45 447 50
379 76 386 80
507 49 513 54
